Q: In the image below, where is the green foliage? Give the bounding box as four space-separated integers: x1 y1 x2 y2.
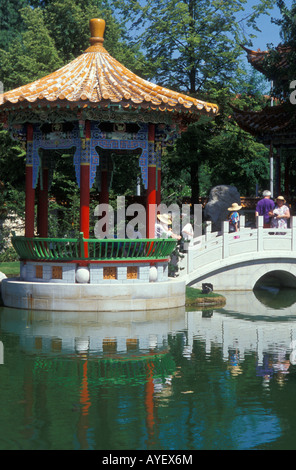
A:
0 262 20 276
162 87 271 202
0 184 25 261
0 126 26 259
0 127 26 189
207 125 270 195
111 0 274 94
0 6 63 90
0 0 28 51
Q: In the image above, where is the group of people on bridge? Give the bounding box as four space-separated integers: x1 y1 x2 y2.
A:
153 190 291 243
228 191 291 234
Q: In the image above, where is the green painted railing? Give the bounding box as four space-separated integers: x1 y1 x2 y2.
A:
11 233 177 261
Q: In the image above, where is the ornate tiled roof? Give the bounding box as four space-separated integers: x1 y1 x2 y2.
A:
231 103 296 140
0 19 218 121
241 44 292 77
241 46 268 74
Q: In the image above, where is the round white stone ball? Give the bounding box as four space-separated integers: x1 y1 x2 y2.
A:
76 266 90 283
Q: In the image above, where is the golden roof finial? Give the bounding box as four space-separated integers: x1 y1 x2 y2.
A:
89 18 105 45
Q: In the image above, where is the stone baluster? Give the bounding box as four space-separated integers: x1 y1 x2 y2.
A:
222 220 229 259
256 215 263 252
239 214 245 229
205 221 212 242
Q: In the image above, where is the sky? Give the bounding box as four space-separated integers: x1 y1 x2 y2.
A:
243 0 294 50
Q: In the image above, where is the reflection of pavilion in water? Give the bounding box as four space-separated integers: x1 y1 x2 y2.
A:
3 291 296 369
0 306 186 450
0 307 185 358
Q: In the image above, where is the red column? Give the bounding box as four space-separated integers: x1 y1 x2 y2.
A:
37 166 49 237
80 121 90 256
25 124 35 238
146 124 157 238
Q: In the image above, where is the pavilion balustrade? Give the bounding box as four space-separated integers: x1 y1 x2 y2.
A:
11 233 177 262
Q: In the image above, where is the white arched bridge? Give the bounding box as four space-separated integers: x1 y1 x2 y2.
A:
179 215 296 291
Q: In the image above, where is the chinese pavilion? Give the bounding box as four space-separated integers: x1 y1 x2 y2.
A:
232 45 296 199
0 18 218 311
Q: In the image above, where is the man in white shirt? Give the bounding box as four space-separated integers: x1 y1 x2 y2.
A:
181 213 193 241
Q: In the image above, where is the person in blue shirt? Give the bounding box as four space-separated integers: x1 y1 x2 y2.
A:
227 202 242 233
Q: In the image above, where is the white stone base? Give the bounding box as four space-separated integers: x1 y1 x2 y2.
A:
1 277 185 312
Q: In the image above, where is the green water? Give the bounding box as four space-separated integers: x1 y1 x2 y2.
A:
1 290 296 450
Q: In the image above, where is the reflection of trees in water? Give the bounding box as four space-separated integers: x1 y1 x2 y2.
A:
254 287 296 309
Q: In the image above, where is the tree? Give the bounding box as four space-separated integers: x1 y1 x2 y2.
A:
111 0 274 95
109 0 275 203
0 6 63 90
26 0 150 77
0 0 28 51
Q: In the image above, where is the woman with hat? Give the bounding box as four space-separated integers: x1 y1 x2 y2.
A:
269 196 290 229
227 202 242 234
155 213 181 239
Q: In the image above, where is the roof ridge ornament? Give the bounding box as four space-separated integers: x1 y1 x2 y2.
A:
84 18 106 53
90 18 105 45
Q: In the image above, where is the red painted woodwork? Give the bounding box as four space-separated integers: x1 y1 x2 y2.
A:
147 165 157 238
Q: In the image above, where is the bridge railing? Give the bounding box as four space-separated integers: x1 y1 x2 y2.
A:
180 215 296 278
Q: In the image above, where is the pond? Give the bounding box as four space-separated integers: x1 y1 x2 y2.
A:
1 289 296 451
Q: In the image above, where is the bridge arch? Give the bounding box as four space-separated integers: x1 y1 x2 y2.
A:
181 216 296 291
254 270 296 289
186 258 296 291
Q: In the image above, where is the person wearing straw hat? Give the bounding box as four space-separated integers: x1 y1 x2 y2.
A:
155 213 181 239
227 202 242 233
269 195 290 230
